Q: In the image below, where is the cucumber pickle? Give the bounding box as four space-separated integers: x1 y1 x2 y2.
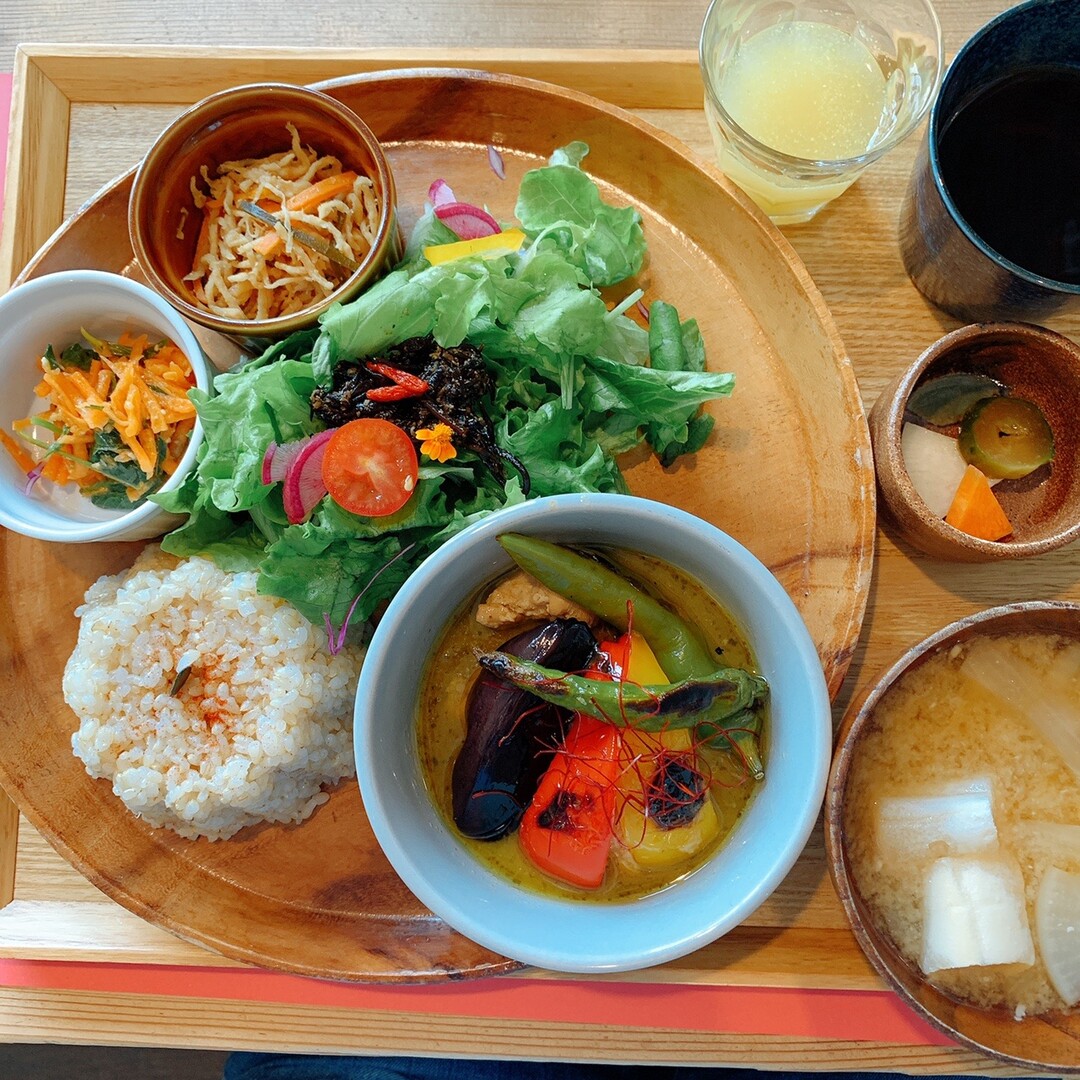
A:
958 396 1054 480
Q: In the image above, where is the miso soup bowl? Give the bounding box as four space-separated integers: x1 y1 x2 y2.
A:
354 492 831 973
827 601 1080 1073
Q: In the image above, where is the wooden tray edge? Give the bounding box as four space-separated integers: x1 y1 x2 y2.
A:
0 44 707 289
0 53 872 993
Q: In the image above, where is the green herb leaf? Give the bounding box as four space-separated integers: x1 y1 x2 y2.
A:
91 429 148 488
515 146 645 286
60 342 97 370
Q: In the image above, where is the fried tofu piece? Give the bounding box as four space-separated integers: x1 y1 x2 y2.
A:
475 570 598 630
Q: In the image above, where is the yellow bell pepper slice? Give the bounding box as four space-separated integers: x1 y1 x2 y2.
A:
611 633 722 869
424 228 526 266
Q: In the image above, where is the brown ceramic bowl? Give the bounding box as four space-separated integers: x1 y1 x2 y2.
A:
869 322 1080 560
128 82 401 341
827 601 1080 1072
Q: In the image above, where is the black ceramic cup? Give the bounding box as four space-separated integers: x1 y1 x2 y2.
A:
900 0 1080 322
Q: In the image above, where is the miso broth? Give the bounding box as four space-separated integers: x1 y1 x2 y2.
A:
416 547 767 902
845 630 1080 1016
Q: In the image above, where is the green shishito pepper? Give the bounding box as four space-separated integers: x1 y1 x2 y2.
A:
496 533 768 778
497 534 716 682
475 651 766 734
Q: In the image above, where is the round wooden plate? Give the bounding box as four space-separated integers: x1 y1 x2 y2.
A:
0 70 874 981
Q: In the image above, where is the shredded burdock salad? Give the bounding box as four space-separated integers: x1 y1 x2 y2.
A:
184 124 381 321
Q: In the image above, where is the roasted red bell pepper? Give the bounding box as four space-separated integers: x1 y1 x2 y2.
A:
519 714 622 889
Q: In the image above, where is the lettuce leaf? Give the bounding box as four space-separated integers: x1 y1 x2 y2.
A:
515 144 645 286
160 143 734 629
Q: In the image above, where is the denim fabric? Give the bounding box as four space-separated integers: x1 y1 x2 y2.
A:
223 1054 1000 1080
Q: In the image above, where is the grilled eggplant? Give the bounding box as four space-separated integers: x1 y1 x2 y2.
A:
451 618 596 840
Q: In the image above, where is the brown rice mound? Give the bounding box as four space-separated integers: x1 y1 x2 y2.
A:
63 548 364 840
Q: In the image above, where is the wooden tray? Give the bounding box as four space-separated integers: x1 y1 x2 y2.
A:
0 63 874 981
3 42 1079 1073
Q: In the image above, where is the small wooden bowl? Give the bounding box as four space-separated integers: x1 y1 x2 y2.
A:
129 82 402 342
869 322 1080 560
826 601 1080 1072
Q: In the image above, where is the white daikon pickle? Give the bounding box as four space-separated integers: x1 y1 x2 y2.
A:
876 779 997 861
921 855 1035 975
959 638 1080 776
901 423 969 518
1036 866 1080 1006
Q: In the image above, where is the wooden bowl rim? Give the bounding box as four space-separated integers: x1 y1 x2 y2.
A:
870 321 1080 560
826 598 1080 1071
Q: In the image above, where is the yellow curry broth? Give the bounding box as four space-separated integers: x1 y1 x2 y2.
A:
416 548 766 901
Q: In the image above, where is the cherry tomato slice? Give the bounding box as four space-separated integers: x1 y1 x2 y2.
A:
321 418 418 518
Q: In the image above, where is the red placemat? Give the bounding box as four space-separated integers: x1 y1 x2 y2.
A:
0 958 950 1046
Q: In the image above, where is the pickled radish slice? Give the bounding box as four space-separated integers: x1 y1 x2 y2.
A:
282 430 334 524
1036 866 1080 1005
262 436 311 485
901 422 969 517
959 396 1054 479
434 201 500 240
427 179 457 207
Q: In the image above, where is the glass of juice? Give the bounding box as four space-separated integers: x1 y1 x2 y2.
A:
699 0 942 225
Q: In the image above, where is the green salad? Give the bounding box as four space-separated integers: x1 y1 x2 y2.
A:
155 143 736 629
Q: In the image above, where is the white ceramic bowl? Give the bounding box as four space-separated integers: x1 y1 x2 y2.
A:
0 270 211 543
354 493 831 973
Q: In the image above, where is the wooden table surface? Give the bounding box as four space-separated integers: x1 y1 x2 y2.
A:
2 0 1078 1074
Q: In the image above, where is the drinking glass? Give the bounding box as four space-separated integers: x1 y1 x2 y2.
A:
699 0 942 225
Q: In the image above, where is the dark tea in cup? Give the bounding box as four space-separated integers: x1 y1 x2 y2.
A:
900 0 1080 321
937 66 1080 286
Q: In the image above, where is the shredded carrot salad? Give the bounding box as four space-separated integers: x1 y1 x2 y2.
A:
184 124 381 322
4 330 197 507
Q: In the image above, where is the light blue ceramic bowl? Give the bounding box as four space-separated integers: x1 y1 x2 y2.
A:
354 493 831 973
0 270 212 543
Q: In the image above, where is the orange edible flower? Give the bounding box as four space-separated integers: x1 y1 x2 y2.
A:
415 423 457 463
